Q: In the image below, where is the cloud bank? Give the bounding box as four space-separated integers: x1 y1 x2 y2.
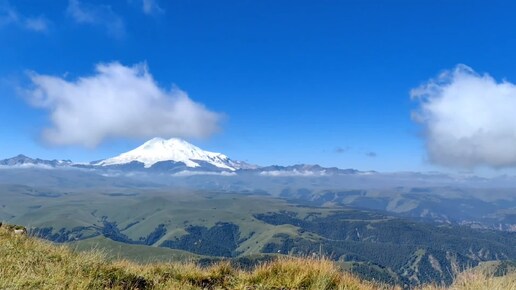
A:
412 64 516 168
259 170 327 177
26 62 222 148
172 170 236 177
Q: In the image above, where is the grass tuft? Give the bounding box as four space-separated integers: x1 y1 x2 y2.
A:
421 269 516 290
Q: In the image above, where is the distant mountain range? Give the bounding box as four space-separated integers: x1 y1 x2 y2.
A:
0 154 72 168
0 137 361 175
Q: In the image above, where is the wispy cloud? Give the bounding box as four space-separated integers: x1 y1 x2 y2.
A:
142 0 164 15
24 62 222 148
334 146 349 154
67 0 125 37
172 171 236 177
259 170 327 177
365 151 377 158
0 1 49 32
0 1 17 26
412 64 516 168
24 16 48 32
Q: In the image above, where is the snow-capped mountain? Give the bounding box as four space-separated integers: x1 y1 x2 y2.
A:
94 138 242 171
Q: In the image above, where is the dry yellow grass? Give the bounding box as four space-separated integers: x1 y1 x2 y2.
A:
1 226 514 290
421 270 516 290
0 226 386 289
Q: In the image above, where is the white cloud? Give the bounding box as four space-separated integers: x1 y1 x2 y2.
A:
0 1 48 32
67 0 124 37
142 0 164 15
412 64 516 168
25 62 222 148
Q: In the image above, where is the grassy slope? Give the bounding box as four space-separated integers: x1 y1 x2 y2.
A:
1 226 515 290
0 226 382 290
69 236 202 263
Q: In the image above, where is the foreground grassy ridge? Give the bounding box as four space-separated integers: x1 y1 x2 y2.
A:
2 227 515 290
422 271 516 290
0 227 383 289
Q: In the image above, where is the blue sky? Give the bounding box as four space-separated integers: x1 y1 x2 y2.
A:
1 0 516 173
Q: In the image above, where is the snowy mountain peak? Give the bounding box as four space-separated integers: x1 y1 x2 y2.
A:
95 137 236 170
